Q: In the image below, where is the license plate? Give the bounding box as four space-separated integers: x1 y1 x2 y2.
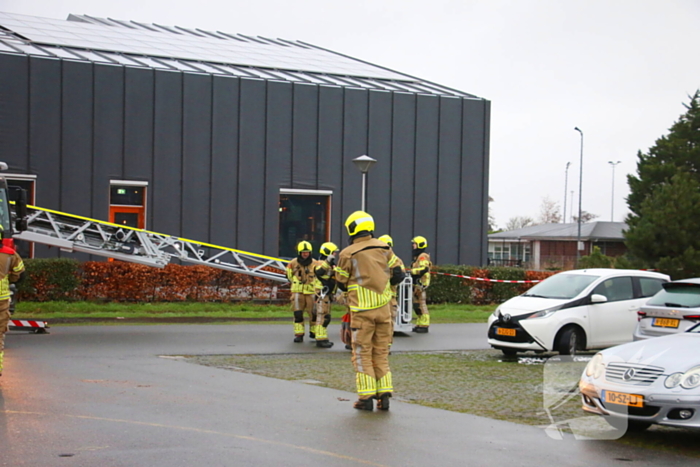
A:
652 318 680 328
496 327 516 337
603 390 644 408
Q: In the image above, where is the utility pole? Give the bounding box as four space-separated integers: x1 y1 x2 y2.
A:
608 161 621 221
563 162 571 223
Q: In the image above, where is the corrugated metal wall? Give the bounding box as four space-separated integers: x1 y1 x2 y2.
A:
0 53 489 265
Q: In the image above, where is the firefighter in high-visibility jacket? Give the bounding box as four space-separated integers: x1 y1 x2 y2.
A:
0 233 25 377
378 234 404 349
312 242 338 349
287 241 317 343
334 212 405 411
410 236 432 333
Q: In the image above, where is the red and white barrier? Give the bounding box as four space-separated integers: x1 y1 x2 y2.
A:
9 319 49 331
431 271 543 284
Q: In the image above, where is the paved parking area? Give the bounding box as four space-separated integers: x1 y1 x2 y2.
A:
0 324 696 466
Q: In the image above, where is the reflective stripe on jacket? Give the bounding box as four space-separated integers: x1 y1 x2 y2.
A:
334 236 397 312
411 252 432 288
286 258 317 295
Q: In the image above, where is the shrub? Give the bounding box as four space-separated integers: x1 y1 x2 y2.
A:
17 258 81 301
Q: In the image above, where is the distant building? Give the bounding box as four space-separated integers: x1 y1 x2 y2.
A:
488 222 627 270
0 11 490 265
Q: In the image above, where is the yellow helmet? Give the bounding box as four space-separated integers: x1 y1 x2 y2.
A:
378 234 393 247
412 236 428 249
345 211 375 237
319 241 338 257
297 241 313 254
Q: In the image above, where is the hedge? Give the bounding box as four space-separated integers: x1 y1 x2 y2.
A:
428 265 557 305
15 259 558 304
16 259 286 303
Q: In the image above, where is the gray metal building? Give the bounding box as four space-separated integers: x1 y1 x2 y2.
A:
0 11 490 265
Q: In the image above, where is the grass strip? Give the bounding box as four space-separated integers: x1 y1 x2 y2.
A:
13 302 496 324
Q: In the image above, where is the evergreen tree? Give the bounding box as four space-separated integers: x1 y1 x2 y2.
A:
625 171 700 279
627 91 700 216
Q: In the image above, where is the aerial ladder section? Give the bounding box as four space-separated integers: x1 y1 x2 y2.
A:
0 162 413 333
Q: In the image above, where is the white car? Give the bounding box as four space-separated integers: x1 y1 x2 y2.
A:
580 325 700 431
487 269 670 356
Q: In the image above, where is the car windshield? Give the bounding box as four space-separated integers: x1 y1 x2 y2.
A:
522 274 599 299
647 285 700 308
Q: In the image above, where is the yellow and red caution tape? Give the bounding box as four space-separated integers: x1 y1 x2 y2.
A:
430 271 543 284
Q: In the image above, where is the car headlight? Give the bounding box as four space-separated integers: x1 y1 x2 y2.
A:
664 366 700 390
665 372 683 389
492 307 501 319
528 307 558 319
585 353 605 379
681 366 700 389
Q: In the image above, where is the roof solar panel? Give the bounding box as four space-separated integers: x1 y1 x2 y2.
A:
0 11 410 80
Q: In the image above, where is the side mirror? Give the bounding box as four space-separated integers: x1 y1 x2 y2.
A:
591 294 608 304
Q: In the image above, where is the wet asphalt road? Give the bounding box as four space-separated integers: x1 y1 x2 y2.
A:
0 323 696 466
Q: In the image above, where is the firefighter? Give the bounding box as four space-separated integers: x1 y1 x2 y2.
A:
378 234 404 349
312 241 338 349
0 230 25 377
334 212 405 411
410 236 432 333
286 241 317 343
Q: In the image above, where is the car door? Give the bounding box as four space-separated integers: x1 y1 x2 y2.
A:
587 276 638 347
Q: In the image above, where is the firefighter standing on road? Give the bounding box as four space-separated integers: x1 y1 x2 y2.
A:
410 236 432 333
286 241 317 343
334 212 405 411
0 230 25 377
312 242 338 349
378 234 404 349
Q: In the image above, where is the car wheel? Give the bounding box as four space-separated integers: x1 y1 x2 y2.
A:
501 348 517 356
557 327 581 356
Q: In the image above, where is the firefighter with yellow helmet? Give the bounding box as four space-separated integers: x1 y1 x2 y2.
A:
378 234 404 348
410 236 432 333
312 241 338 348
286 240 317 343
0 225 25 377
335 212 405 411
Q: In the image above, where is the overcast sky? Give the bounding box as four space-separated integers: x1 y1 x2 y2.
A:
4 0 699 229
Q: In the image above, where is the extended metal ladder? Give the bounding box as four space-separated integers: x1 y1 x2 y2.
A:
14 205 289 282
11 204 414 332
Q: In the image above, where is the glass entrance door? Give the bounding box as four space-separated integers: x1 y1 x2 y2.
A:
278 193 330 258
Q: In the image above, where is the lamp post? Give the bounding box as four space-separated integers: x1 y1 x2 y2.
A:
352 155 377 212
574 127 583 265
608 161 621 221
563 162 571 223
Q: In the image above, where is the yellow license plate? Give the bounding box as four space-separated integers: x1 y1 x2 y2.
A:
652 318 680 328
496 327 516 337
604 390 644 408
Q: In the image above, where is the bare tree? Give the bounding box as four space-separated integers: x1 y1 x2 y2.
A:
505 216 535 231
488 196 497 232
572 211 599 223
539 196 562 224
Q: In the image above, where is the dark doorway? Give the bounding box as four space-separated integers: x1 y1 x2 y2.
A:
279 194 330 258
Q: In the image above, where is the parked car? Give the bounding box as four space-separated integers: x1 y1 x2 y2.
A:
634 278 700 341
579 325 700 431
487 269 670 356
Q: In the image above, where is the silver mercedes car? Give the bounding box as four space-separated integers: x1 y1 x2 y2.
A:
579 324 700 431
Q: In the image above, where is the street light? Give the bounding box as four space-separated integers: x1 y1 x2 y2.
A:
563 162 571 223
352 155 377 212
608 161 622 221
574 127 583 265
